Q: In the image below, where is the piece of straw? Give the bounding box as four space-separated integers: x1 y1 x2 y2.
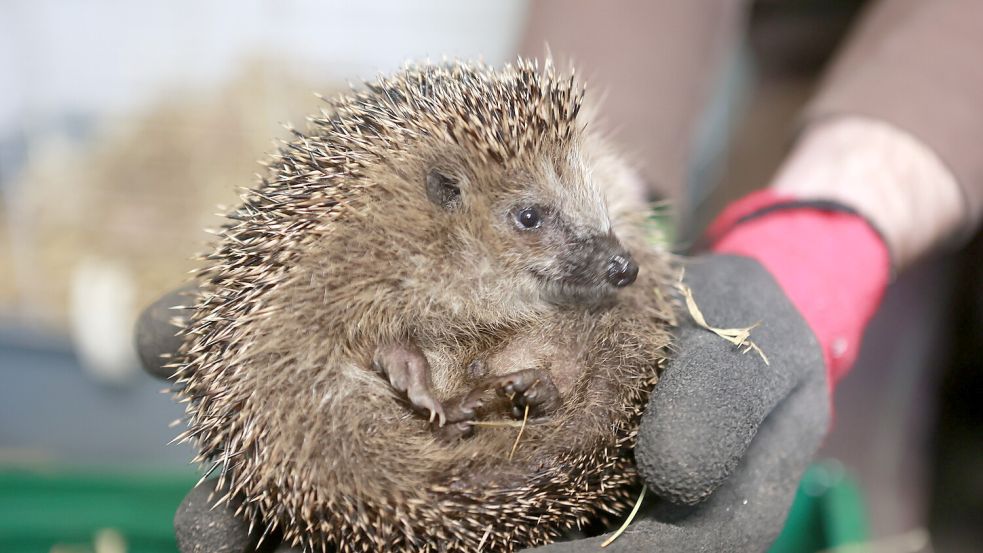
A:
469 420 526 428
508 405 530 461
674 281 770 365
600 485 647 548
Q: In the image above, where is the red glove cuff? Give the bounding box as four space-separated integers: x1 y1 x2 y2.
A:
708 190 891 386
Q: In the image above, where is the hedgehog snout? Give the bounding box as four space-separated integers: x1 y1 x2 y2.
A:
606 253 638 288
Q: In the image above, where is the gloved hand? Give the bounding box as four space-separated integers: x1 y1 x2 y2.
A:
137 191 890 552
531 254 829 552
532 191 890 551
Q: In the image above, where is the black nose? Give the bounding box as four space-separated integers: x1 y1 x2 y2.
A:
606 254 638 288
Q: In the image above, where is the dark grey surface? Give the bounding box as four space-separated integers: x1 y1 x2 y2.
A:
0 326 193 465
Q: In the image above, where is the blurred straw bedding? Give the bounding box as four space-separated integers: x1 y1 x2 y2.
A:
1 61 336 335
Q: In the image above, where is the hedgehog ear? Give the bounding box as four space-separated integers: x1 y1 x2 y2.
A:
426 169 462 210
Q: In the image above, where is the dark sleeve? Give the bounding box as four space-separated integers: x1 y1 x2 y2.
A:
519 0 747 205
806 0 983 237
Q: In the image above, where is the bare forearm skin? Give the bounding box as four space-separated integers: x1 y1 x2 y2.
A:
772 117 963 269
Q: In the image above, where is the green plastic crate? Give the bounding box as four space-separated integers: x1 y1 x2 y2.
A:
1 462 867 552
0 467 193 553
770 463 869 552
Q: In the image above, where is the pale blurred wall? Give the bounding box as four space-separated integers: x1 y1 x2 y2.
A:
0 0 529 136
0 0 529 465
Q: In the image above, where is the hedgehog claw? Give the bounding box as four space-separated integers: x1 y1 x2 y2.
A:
428 408 440 425
372 342 446 427
435 386 486 441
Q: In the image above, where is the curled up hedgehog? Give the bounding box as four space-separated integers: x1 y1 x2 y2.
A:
172 59 677 552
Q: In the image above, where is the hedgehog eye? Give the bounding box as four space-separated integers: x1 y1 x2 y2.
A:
426 169 462 209
514 207 542 230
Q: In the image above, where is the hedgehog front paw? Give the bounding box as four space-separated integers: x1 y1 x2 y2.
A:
434 365 562 442
372 342 446 426
434 389 485 441
490 368 561 419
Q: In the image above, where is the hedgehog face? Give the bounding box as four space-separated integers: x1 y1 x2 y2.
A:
512 211 639 306
289 59 642 321
417 144 639 308
497 156 639 306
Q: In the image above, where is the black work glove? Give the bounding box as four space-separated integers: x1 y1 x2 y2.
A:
136 255 829 553
530 254 830 552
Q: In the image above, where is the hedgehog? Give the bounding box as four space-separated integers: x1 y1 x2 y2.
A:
172 58 677 552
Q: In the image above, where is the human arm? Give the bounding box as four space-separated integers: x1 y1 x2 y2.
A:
800 0 983 252
541 1 983 549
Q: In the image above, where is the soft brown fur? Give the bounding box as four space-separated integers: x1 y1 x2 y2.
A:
175 59 675 552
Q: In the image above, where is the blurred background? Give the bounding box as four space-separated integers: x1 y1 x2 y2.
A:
0 1 979 552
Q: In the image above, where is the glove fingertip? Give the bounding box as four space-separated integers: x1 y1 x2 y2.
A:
634 445 712 506
135 286 195 380
634 408 734 507
175 479 257 553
